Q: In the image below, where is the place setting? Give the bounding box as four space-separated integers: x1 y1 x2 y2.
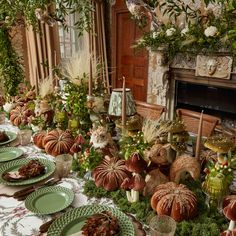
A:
0 130 17 146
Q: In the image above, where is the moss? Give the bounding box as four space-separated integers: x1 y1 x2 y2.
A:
83 179 228 235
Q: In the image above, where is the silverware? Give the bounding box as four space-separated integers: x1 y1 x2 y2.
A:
39 216 59 233
14 178 61 200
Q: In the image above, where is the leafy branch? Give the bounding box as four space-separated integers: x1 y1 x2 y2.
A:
0 27 23 96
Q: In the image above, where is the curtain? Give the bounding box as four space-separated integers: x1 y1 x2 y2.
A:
89 0 110 95
25 21 60 94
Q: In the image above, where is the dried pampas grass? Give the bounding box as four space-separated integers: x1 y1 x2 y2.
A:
142 119 161 144
61 50 90 85
39 76 54 99
60 34 103 86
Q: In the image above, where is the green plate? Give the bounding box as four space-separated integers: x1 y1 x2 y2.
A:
0 147 24 162
47 205 135 236
0 131 17 145
25 186 74 214
0 158 55 186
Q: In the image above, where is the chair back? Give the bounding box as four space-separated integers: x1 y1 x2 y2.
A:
135 100 166 120
176 108 221 137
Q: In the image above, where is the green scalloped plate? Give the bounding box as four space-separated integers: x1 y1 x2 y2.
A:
47 205 135 236
0 131 17 146
0 158 55 186
0 147 24 162
25 186 74 215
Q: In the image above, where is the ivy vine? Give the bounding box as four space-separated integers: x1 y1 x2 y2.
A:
0 27 23 97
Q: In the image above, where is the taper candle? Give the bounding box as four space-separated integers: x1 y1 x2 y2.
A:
54 50 59 87
195 110 204 160
122 76 126 128
35 66 39 96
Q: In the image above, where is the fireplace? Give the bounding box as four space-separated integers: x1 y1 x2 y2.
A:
169 65 236 131
175 81 236 120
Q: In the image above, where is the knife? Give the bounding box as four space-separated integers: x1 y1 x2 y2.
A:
13 178 60 199
39 216 58 233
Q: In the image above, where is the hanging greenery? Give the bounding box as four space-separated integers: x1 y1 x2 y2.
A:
127 0 236 61
0 27 23 97
0 0 98 98
0 0 94 35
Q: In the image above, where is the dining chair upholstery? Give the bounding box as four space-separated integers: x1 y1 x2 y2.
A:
135 100 166 120
176 108 221 137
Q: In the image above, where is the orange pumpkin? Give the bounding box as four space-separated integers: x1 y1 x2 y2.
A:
10 106 28 126
151 182 197 222
43 129 74 157
33 131 47 149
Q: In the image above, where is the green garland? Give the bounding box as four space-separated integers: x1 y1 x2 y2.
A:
83 179 228 235
134 0 236 62
0 0 94 35
0 27 23 96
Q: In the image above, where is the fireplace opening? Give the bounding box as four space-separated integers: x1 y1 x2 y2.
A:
175 81 236 129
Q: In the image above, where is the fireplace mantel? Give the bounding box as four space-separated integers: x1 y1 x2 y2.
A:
147 51 236 119
170 68 236 89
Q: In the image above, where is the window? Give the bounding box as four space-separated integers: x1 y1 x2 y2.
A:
58 13 88 59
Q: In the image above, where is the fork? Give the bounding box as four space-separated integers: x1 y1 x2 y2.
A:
0 178 60 199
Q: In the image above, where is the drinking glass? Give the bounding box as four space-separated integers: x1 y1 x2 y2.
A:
55 154 73 178
0 112 5 124
18 129 32 146
149 215 176 236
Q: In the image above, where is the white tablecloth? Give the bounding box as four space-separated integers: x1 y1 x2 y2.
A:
0 121 115 236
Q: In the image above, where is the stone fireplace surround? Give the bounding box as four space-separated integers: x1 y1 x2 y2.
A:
147 51 236 129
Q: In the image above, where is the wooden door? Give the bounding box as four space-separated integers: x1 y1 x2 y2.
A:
111 0 149 101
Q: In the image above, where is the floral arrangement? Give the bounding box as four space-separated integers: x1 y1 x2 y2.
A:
129 0 236 61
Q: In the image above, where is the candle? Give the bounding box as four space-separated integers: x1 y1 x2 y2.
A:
35 66 39 96
122 76 126 128
195 110 204 160
54 50 59 87
89 60 93 96
88 32 93 96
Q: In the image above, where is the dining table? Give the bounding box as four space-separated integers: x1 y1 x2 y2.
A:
0 120 135 236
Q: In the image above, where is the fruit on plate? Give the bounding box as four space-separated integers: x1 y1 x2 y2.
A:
151 182 197 222
43 129 74 157
92 156 130 191
2 160 45 181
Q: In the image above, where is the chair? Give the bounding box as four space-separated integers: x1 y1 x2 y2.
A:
135 100 166 120
176 108 221 137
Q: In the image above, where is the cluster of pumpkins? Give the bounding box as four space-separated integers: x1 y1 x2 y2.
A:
33 129 77 157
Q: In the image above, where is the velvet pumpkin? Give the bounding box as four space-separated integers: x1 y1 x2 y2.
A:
92 156 130 191
33 131 47 149
10 106 29 126
43 129 74 157
151 182 197 222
